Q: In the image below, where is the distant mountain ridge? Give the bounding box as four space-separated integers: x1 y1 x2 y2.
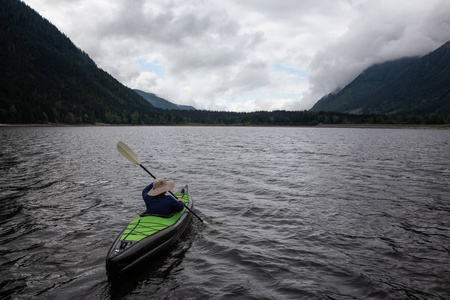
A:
311 41 450 115
134 90 196 111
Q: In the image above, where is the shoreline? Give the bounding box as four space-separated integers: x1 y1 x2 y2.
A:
315 123 450 130
0 123 449 129
0 122 114 127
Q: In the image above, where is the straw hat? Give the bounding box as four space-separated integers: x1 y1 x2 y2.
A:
147 178 175 196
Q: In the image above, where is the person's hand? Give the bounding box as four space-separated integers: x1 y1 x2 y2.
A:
177 198 183 202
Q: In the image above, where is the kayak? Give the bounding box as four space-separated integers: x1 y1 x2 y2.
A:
106 185 193 279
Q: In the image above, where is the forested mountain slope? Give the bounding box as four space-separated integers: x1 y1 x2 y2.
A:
311 41 450 115
0 0 159 124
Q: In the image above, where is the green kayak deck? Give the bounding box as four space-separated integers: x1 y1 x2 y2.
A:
120 192 189 242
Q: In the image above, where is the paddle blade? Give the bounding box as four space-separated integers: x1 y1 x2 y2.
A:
117 141 140 165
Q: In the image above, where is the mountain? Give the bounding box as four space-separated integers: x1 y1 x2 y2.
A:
0 0 163 124
310 41 450 115
134 90 196 111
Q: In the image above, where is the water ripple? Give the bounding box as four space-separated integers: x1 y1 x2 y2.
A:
0 127 449 299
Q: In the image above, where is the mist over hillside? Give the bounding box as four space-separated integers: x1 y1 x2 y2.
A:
311 41 450 115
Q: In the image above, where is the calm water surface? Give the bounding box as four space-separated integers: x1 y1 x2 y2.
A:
0 126 449 300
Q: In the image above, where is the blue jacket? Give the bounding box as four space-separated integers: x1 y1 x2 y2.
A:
142 183 184 216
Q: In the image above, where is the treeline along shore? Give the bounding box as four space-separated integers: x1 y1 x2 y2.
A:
1 110 449 128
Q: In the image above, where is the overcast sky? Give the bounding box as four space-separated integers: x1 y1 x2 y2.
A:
22 0 450 112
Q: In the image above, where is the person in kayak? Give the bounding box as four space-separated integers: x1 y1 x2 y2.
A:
142 178 184 217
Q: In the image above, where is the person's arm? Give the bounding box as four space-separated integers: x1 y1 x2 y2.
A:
171 197 185 212
142 183 153 199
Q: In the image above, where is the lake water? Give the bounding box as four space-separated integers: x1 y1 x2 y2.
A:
0 126 449 300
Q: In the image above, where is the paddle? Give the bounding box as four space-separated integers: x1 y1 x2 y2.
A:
117 141 208 224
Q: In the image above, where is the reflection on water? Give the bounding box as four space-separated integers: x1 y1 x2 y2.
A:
1 126 449 299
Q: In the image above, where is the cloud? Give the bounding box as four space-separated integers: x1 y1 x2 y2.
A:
303 0 450 107
21 0 450 111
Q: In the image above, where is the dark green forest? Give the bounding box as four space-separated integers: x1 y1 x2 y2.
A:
311 42 450 116
0 0 162 125
1 0 449 126
169 109 449 126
